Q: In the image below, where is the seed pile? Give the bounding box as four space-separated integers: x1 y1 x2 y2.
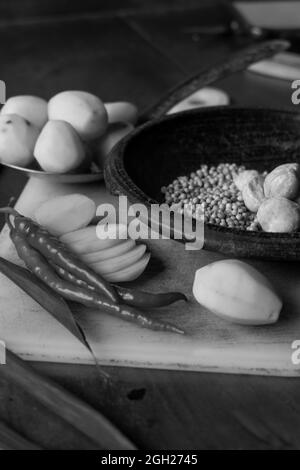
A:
161 163 261 231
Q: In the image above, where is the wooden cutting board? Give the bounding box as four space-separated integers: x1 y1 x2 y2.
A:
0 177 300 376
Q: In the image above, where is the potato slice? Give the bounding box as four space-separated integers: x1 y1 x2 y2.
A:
104 253 150 282
35 194 96 236
90 244 146 275
80 239 135 263
60 224 128 254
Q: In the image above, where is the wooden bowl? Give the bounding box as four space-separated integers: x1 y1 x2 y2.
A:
105 106 300 261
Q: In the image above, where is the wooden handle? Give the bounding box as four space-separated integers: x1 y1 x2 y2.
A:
142 39 290 121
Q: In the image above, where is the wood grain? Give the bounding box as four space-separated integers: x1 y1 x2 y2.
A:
32 361 300 450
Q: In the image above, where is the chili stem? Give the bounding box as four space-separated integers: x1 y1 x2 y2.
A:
0 207 20 217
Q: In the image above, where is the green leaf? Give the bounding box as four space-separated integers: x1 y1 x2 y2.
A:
0 256 87 349
0 256 110 382
2 349 136 449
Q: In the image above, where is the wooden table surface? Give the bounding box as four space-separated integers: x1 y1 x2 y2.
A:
1 0 300 450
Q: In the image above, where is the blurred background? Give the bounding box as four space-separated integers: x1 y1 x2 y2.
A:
0 0 298 209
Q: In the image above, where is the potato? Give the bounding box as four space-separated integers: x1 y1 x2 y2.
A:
193 259 282 325
34 194 96 236
48 91 108 140
94 122 133 167
167 87 229 114
104 102 138 125
34 120 85 173
0 114 39 166
1 95 48 129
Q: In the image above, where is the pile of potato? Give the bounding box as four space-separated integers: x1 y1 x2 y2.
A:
235 163 300 233
0 92 137 172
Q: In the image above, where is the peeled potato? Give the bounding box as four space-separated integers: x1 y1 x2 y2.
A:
34 120 86 173
193 259 282 325
105 253 151 282
34 194 96 235
104 102 138 125
1 95 48 129
48 91 108 140
60 224 128 254
0 114 39 166
167 87 229 114
95 122 133 167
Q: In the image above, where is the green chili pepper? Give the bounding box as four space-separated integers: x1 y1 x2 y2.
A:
50 261 187 309
6 218 184 335
2 209 119 304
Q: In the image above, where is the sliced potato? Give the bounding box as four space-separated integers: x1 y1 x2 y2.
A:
60 224 128 254
34 194 96 236
104 253 150 282
90 244 146 275
80 239 135 263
